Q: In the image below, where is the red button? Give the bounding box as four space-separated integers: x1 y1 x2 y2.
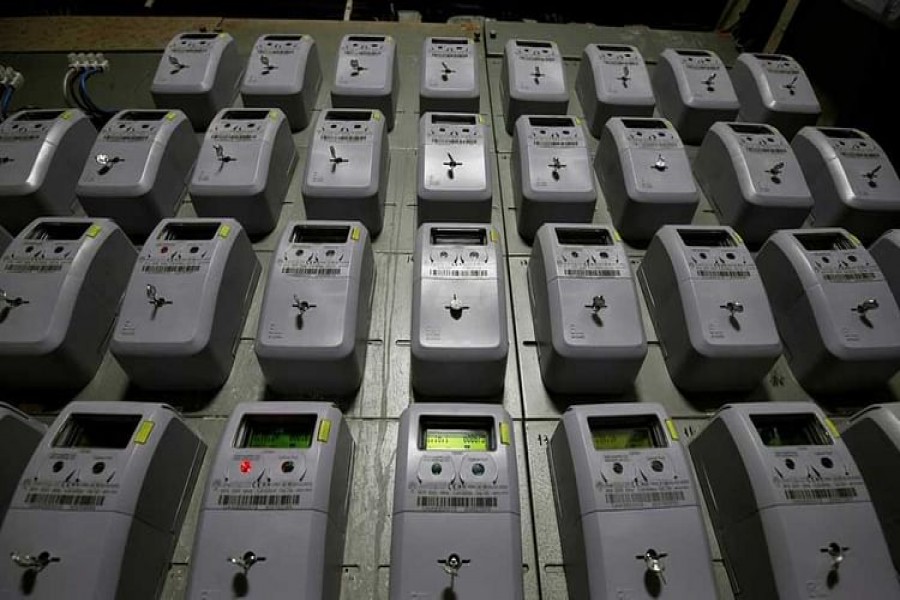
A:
240 459 252 474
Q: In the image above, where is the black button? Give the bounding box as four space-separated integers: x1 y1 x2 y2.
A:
613 462 624 474
431 462 442 475
651 460 664 472
785 458 795 470
92 461 105 474
821 457 834 469
281 461 295 473
472 463 485 476
52 461 64 473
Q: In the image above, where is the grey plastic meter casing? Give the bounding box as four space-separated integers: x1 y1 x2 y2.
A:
417 112 492 225
151 32 243 131
331 34 399 131
793 127 900 243
420 37 480 114
0 226 10 254
412 223 508 398
528 223 647 395
186 402 354 600
596 117 698 244
575 44 655 138
638 225 782 392
690 401 900 600
842 403 900 575
0 109 96 234
390 403 523 600
76 109 199 238
756 228 900 393
0 404 45 527
500 39 568 134
549 403 717 600
696 122 812 245
512 115 596 242
256 221 374 396
731 53 821 139
302 109 389 237
652 48 740 145
111 218 260 390
0 218 136 389
241 34 322 132
0 401 206 600
189 108 297 236
871 229 900 306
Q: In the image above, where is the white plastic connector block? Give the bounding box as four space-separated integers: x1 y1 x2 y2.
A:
66 52 110 73
0 66 24 89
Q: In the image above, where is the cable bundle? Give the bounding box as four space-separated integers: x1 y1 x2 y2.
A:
0 66 24 121
64 53 117 124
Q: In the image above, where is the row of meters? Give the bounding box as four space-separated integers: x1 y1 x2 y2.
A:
0 100 897 251
2 216 900 398
2 398 900 599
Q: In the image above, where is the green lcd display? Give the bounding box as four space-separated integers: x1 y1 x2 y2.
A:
424 429 490 451
751 414 831 447
237 415 315 449
588 416 666 451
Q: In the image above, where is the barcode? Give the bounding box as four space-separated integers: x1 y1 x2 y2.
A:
141 264 201 274
416 496 498 509
4 263 63 273
429 269 489 278
563 268 622 278
534 141 580 147
217 493 302 508
605 491 685 506
282 266 342 276
696 268 751 279
322 135 368 143
823 272 877 283
430 139 479 145
25 493 105 507
785 487 857 501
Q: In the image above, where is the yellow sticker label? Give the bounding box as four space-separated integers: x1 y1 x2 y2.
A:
166 112 177 121
665 419 680 441
574 116 582 125
612 228 621 242
269 110 279 120
733 232 744 246
318 419 332 443
351 227 361 241
134 421 155 444
218 224 231 238
218 32 227 38
86 224 102 238
824 418 841 438
60 110 73 120
499 422 511 445
373 111 382 121
847 233 861 247
478 114 485 124
490 229 499 243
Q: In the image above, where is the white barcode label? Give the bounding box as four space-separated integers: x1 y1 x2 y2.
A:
25 493 106 508
604 490 686 506
428 268 490 278
322 135 368 143
4 263 63 273
534 141 580 148
695 268 752 279
416 495 498 510
217 493 302 508
822 272 877 283
281 266 343 276
141 264 201 274
563 268 623 278
784 487 858 502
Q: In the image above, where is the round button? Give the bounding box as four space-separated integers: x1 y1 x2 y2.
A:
281 460 295 473
52 460 64 473
821 457 834 469
785 458 796 470
651 460 664 472
295 249 304 256
612 462 624 474
471 463 485 476
189 246 199 254
92 461 105 474
847 255 857 263
431 462 442 475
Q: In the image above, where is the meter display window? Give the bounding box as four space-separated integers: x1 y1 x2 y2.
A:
420 417 494 451
236 414 316 449
588 415 666 450
751 413 832 447
53 414 142 449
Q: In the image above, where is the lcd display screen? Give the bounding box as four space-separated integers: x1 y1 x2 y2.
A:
588 416 665 450
237 415 316 449
53 414 142 449
751 414 832 447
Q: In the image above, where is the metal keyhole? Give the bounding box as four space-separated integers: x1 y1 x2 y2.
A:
292 295 316 329
146 284 172 319
96 153 124 175
445 294 469 320
586 295 607 326
11 551 60 572
548 156 566 180
443 152 463 179
619 65 630 88
853 298 879 328
228 550 266 575
637 548 667 585
766 161 785 184
652 154 668 172
721 300 744 330
822 542 849 571
864 165 882 188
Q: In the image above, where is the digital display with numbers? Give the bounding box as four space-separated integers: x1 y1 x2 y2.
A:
237 415 315 449
424 429 490 451
588 416 666 450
